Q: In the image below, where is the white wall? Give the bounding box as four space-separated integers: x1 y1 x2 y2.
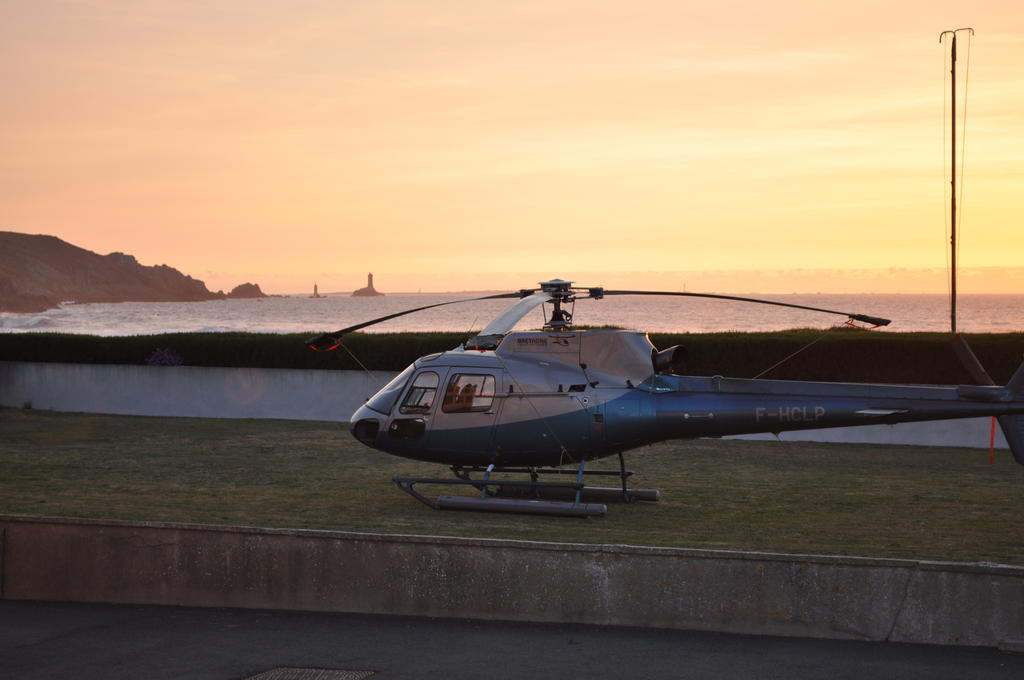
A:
0 361 394 423
0 361 1008 449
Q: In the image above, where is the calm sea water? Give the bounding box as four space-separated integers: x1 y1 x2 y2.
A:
2 293 1023 336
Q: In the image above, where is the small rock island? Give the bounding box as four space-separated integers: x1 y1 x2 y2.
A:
226 283 267 299
352 272 384 297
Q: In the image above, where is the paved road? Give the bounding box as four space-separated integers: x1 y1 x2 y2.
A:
2 600 1022 680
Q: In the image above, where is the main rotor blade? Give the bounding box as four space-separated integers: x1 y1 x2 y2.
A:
478 293 553 336
596 290 891 327
306 291 526 351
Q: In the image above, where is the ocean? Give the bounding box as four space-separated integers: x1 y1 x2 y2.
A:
2 293 1023 336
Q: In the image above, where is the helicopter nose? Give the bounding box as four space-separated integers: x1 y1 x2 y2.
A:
351 417 380 445
349 404 381 445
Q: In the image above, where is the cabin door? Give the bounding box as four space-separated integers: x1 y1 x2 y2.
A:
386 368 446 455
428 370 501 455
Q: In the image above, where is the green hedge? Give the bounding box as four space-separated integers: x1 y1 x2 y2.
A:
0 332 465 373
1 330 1022 384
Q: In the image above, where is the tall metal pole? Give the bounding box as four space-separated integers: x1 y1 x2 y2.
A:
941 27 974 334
942 30 994 416
950 33 957 334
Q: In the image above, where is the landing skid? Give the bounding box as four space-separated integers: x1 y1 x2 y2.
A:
392 454 661 518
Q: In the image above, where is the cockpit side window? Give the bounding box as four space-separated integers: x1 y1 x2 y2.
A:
400 371 440 414
365 364 416 415
442 374 496 413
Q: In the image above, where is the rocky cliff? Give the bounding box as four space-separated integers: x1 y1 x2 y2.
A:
0 231 261 313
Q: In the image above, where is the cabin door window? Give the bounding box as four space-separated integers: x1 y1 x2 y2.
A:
442 374 496 413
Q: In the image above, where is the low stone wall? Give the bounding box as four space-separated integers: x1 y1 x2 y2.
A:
0 360 1010 448
1 515 1020 647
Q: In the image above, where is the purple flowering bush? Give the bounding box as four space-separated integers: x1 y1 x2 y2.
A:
145 347 184 366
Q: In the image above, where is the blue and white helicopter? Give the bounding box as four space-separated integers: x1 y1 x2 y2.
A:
307 280 1024 517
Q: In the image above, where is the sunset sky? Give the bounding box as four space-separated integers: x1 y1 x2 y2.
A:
3 1 1023 294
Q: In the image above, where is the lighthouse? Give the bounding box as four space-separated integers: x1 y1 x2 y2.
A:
352 272 384 297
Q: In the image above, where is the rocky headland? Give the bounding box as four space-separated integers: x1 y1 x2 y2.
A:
0 231 266 313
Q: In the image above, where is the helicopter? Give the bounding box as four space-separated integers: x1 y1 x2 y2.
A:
306 279 1024 517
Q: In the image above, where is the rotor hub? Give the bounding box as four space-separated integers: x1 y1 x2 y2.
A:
539 278 574 293
540 280 576 331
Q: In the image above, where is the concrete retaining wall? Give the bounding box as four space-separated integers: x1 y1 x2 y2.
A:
0 360 1010 448
1 515 1021 647
0 361 393 422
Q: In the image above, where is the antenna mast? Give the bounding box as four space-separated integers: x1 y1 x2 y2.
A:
940 27 973 334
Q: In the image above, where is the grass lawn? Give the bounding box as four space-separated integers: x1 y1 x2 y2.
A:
2 408 1023 564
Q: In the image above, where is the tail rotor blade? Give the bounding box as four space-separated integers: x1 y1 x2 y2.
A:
951 333 996 385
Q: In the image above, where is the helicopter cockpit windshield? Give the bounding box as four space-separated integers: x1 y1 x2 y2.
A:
364 364 416 415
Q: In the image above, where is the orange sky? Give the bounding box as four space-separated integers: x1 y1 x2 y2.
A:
2 1 1023 294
